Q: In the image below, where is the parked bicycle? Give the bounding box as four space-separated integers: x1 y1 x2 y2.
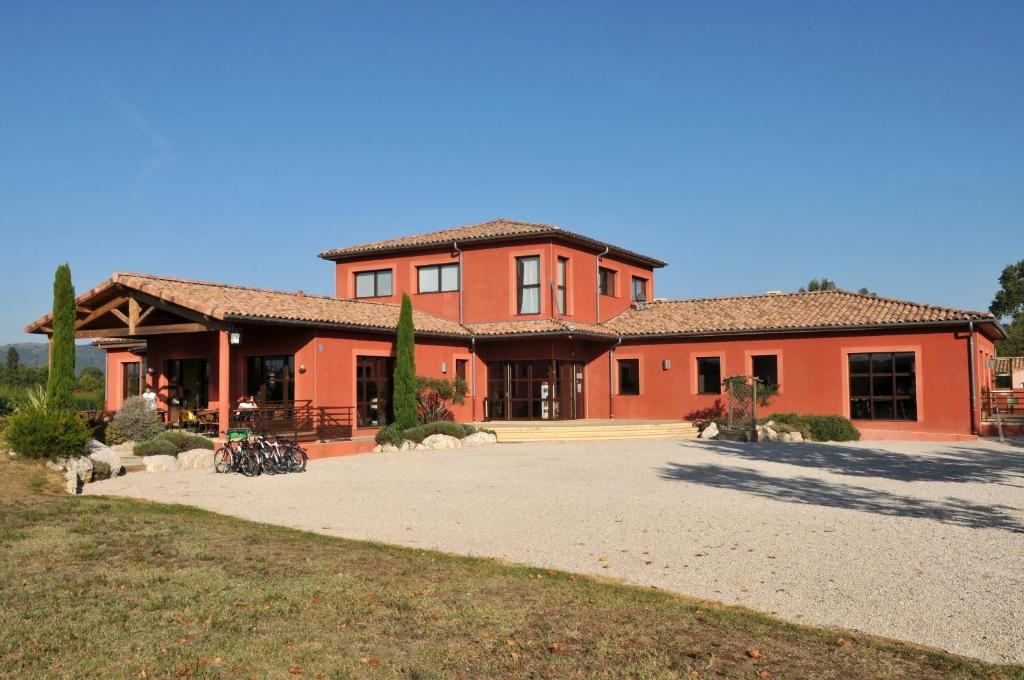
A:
214 429 307 476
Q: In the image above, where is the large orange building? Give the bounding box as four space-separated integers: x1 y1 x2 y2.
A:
26 219 1006 447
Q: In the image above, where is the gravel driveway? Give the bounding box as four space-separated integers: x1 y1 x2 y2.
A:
87 438 1024 664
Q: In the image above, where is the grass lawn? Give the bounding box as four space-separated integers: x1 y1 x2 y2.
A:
1 457 1021 679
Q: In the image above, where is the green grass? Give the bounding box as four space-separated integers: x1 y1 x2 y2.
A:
0 457 1021 679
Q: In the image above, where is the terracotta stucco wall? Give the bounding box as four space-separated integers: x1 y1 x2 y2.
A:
333 238 655 324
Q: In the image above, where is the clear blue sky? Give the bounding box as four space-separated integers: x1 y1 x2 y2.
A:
2 1 1022 344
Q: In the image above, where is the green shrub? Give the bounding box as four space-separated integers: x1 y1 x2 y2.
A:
158 431 214 453
103 425 127 446
112 396 164 442
134 437 178 456
4 407 91 460
0 395 14 417
421 421 468 438
374 422 406 447
402 425 427 443
805 415 860 442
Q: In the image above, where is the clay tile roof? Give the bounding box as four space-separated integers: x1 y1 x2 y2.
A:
25 272 468 337
603 289 998 337
318 218 666 268
993 357 1024 373
466 319 616 338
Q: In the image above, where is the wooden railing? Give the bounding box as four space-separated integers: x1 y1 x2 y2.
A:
228 402 354 442
983 390 1024 419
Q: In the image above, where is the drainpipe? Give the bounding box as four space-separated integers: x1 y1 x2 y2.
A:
470 335 477 422
968 320 977 435
453 241 464 326
596 246 609 322
608 335 622 419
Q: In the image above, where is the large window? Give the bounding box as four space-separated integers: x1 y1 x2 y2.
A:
631 276 647 302
356 356 394 427
354 269 393 298
849 352 917 420
599 267 616 296
246 355 295 404
517 255 541 314
752 354 779 387
618 359 640 395
556 256 568 315
418 263 459 293
696 357 721 394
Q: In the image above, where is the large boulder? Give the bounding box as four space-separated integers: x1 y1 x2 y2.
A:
178 449 214 470
421 434 461 450
87 441 125 477
142 455 179 473
757 425 779 442
49 456 94 493
780 431 804 443
373 443 400 453
462 431 497 447
699 422 719 439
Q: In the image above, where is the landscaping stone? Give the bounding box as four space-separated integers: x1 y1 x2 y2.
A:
178 449 215 470
700 422 719 439
462 431 497 447
421 434 461 450
91 460 112 481
757 425 779 442
142 455 180 473
780 431 804 443
87 440 125 477
373 444 399 453
49 456 94 493
111 441 136 455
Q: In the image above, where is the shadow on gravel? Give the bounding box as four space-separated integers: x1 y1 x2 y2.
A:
685 440 1024 486
657 462 1024 533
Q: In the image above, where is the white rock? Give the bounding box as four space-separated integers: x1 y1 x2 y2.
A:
414 443 427 450
421 434 462 450
54 456 94 493
178 448 215 470
398 441 415 451
142 455 180 473
758 425 779 442
700 422 719 439
87 441 124 476
110 441 136 454
462 431 497 447
781 431 804 443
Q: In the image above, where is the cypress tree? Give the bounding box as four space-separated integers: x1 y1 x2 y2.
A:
46 263 77 412
392 293 418 429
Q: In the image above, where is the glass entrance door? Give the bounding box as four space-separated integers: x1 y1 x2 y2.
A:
166 358 210 423
486 360 583 421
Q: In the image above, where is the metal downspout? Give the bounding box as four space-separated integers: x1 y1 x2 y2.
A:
609 335 622 419
596 246 609 322
453 241 463 326
968 320 977 435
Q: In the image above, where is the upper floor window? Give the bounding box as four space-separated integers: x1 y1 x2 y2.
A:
599 267 616 296
752 354 779 387
849 352 917 421
355 269 392 298
631 276 647 302
517 256 541 314
556 257 568 315
618 358 640 395
696 356 721 394
418 263 459 293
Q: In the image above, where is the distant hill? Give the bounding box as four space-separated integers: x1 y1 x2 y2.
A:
1 342 106 374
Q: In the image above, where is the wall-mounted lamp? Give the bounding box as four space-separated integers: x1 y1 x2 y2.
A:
298 364 307 374
662 359 671 370
147 367 155 375
440 361 448 374
229 331 242 345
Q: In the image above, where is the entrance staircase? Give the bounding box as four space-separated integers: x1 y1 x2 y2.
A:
477 419 699 443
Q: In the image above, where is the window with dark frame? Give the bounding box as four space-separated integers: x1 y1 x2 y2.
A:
246 355 295 404
556 256 568 315
618 358 640 395
122 361 141 400
517 255 541 314
751 354 779 387
995 374 1012 389
848 352 917 420
417 263 459 293
631 276 647 302
354 269 393 298
455 359 467 382
696 356 721 394
599 267 616 296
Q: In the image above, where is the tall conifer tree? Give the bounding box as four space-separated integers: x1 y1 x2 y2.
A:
46 263 76 412
393 294 418 429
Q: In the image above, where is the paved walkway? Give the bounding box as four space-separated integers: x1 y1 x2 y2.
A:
87 438 1024 664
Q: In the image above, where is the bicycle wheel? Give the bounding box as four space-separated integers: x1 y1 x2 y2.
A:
214 447 233 474
259 451 276 475
239 450 260 477
289 447 308 472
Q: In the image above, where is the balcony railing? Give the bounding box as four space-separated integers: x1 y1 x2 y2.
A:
982 389 1023 419
228 402 354 442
